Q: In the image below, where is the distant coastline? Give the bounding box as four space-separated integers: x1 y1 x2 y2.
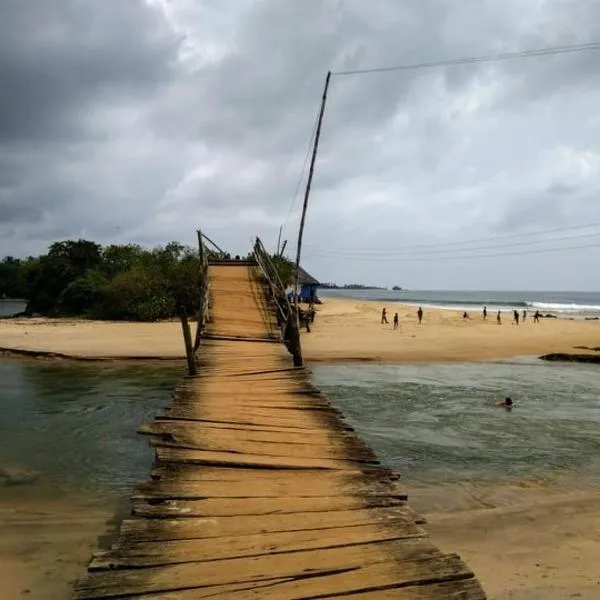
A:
318 283 387 290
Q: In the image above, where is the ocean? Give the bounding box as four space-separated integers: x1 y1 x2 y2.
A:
319 288 600 318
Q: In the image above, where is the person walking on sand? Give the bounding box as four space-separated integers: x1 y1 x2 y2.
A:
381 307 388 324
497 310 502 325
483 306 487 321
417 306 423 324
533 310 540 323
393 312 399 330
512 310 520 325
522 309 527 322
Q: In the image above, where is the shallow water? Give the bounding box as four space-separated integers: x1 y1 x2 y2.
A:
0 359 180 501
311 358 600 488
1 356 599 508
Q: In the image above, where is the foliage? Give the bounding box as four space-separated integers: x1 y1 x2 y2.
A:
0 238 203 321
271 255 295 287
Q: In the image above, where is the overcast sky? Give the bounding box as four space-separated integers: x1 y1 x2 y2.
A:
1 1 600 290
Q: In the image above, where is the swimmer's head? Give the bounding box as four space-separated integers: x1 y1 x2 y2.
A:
505 397 513 406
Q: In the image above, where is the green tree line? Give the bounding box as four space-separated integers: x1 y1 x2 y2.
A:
1 239 296 321
0 240 204 321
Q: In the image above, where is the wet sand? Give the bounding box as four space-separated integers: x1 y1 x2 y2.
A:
0 495 116 600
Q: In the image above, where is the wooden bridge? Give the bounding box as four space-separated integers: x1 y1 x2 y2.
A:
74 261 485 599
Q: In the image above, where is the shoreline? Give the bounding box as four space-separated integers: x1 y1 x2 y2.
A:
1 298 600 364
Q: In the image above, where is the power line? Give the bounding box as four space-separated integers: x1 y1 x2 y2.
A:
305 241 600 262
304 230 600 257
333 41 600 77
303 221 600 252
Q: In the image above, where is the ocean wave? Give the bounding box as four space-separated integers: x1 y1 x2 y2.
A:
365 298 530 308
528 302 600 312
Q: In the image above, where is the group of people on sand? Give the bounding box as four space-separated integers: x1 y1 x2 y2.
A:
381 304 542 329
480 306 541 325
381 306 423 329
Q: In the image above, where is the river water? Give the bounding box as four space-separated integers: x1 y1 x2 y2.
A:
1 356 599 506
0 359 180 502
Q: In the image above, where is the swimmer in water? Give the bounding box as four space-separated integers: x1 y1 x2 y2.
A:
496 397 513 409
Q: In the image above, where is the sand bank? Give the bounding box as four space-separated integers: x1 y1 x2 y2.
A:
1 300 599 363
0 496 114 600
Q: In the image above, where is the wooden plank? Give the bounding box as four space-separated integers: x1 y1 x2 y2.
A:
128 576 485 600
139 421 349 446
75 541 467 598
136 479 405 500
118 507 417 541
132 494 405 519
151 416 338 435
90 522 425 570
148 435 376 461
149 464 399 484
154 446 377 471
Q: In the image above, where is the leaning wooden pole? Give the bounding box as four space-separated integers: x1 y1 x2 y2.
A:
293 70 332 365
179 309 197 376
193 229 205 352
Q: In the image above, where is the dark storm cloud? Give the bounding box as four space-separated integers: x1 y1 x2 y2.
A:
2 0 600 288
0 0 177 142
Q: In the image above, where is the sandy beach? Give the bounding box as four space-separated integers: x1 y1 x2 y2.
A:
1 298 599 363
1 298 600 599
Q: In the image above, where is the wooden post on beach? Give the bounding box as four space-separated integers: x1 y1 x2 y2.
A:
194 230 205 352
292 70 332 367
179 309 197 376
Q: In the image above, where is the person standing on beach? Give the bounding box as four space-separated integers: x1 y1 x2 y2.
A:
417 306 423 324
381 307 388 324
483 306 487 321
393 312 399 330
522 309 527 322
512 310 520 325
497 310 502 325
533 310 540 323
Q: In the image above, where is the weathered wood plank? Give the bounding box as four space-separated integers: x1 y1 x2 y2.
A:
132 494 405 519
75 542 467 598
136 478 405 500
118 507 417 542
139 420 349 446
90 522 425 570
128 577 486 600
154 446 378 470
148 435 376 461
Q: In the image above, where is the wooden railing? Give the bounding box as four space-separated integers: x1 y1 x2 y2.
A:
253 237 303 367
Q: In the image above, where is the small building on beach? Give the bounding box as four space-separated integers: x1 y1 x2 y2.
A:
287 267 320 304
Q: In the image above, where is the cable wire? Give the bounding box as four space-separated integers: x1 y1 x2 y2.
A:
305 241 600 262
303 230 600 258
333 41 600 76
303 221 600 253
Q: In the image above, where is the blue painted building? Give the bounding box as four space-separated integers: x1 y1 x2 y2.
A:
287 267 320 304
